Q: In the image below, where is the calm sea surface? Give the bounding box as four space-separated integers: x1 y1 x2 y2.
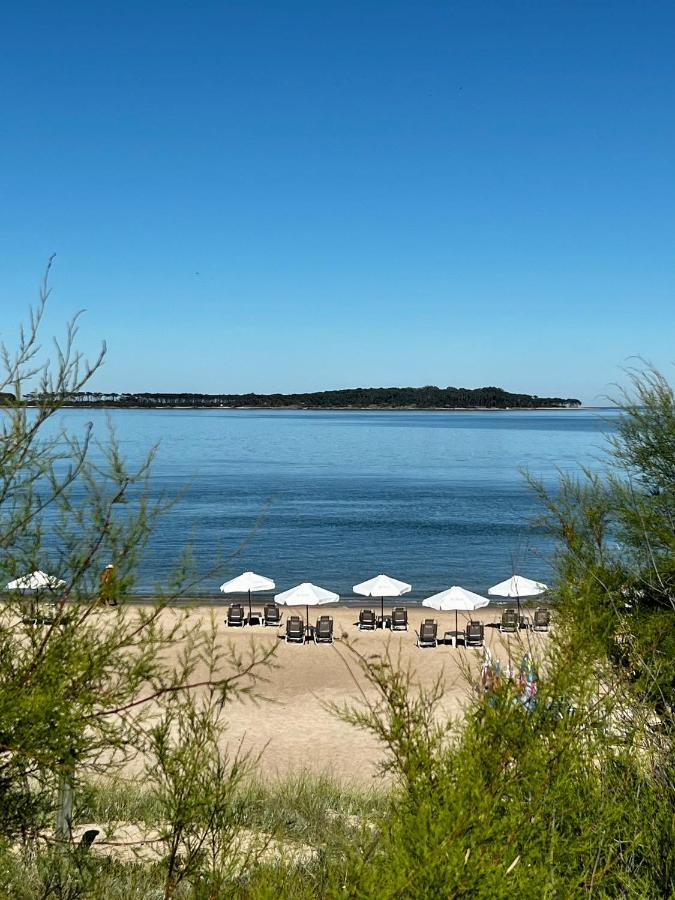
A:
46 408 617 598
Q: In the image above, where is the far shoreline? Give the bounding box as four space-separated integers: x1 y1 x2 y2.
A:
22 404 600 412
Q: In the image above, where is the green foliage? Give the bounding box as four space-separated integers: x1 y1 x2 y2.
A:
38 385 581 410
143 633 256 898
0 772 385 899
322 643 674 897
0 270 274 881
528 366 675 720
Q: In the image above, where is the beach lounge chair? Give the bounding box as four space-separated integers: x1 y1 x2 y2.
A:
500 609 518 633
263 603 281 626
391 607 408 631
285 615 305 643
417 619 438 648
465 620 484 647
314 615 334 644
227 604 245 627
533 608 551 631
358 609 376 630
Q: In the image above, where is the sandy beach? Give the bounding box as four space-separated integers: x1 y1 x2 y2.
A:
158 604 551 786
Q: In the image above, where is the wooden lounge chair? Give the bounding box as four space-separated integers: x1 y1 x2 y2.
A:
285 615 305 643
465 620 484 647
391 607 408 631
417 618 438 648
314 615 334 644
227 604 245 627
263 603 281 626
358 609 376 630
500 609 518 633
533 607 551 632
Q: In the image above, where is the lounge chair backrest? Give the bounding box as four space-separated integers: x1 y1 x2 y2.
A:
316 617 333 638
228 604 243 620
467 621 483 640
534 608 550 627
420 620 437 640
286 616 304 637
264 604 280 623
392 608 407 626
359 609 375 624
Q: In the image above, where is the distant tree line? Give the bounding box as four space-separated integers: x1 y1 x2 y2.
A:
23 386 582 409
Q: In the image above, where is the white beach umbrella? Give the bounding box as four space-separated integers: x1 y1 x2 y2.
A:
488 575 548 598
422 585 490 636
274 582 339 627
488 575 548 617
220 571 275 620
353 573 411 621
6 570 66 592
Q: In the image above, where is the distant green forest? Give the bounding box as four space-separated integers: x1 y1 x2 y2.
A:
18 386 581 409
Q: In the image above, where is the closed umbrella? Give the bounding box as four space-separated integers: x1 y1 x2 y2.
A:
274 582 339 628
353 573 411 625
220 571 275 622
422 585 489 637
488 575 548 619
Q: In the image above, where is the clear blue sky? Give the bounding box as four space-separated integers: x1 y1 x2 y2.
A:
1 1 673 403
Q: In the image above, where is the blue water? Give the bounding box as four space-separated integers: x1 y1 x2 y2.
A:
44 408 617 597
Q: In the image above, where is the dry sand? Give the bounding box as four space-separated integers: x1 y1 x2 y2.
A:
158 604 550 786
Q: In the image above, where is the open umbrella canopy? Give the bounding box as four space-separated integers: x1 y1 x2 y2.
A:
219 571 275 594
488 576 548 598
353 573 412 622
275 582 339 606
275 582 339 627
6 570 65 592
220 571 276 621
423 585 489 636
422 585 489 611
353 574 411 598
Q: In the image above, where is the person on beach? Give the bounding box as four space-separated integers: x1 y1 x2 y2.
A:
99 564 119 606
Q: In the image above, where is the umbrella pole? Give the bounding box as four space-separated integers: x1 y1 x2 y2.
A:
248 589 252 625
381 596 384 627
455 609 458 638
